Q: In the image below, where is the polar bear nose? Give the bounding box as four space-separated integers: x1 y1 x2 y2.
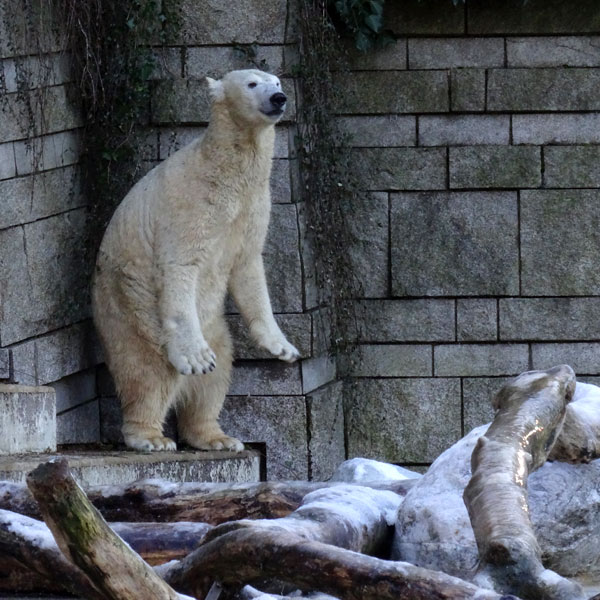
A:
270 92 287 108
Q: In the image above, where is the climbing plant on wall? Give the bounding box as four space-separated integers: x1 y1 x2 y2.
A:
296 0 365 364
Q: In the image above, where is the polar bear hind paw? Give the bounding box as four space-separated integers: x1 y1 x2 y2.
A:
125 434 177 452
168 339 217 376
186 434 244 452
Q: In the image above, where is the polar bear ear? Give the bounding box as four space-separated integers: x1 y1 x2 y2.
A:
206 76 225 103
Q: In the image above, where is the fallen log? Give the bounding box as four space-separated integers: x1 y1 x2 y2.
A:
0 509 211 593
166 528 512 600
164 485 510 599
0 508 104 599
27 458 194 600
0 477 415 524
463 365 586 600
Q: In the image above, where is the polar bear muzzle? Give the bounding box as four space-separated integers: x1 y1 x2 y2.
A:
264 92 287 117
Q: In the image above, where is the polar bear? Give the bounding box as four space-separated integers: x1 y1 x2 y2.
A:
92 69 299 452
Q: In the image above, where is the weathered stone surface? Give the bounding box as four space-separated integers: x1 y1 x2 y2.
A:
507 36 600 67
521 190 600 295
307 381 346 481
499 298 600 341
337 116 415 147
330 457 422 483
544 146 600 188
391 192 519 296
2 50 70 91
229 362 302 396
409 38 504 69
270 159 291 203
385 0 465 35
434 344 529 377
532 343 600 375
0 449 261 486
301 356 336 394
0 166 83 230
450 146 541 189
153 78 296 125
0 210 91 346
419 115 510 146
457 299 498 342
0 142 16 180
52 368 97 413
227 314 311 360
513 113 600 144
345 38 407 70
488 68 600 111
0 384 56 454
264 204 302 312
149 47 182 80
221 395 308 480
99 395 122 444
57 400 100 445
0 350 8 379
185 45 284 79
14 130 80 176
451 68 486 112
172 0 287 44
346 378 461 463
359 299 455 342
352 148 446 191
462 377 509 433
346 192 388 297
334 71 449 114
468 0 600 34
344 344 432 377
11 322 100 386
159 126 205 159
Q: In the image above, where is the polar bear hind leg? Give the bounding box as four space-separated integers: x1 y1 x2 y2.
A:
108 328 181 452
176 316 243 452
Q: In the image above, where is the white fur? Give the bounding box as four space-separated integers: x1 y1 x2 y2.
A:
92 69 299 452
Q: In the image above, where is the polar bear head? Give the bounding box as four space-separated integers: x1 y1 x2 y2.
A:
206 69 287 127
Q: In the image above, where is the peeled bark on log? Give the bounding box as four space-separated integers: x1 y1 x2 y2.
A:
165 485 509 600
26 458 193 600
549 382 600 463
0 478 415 524
463 365 586 600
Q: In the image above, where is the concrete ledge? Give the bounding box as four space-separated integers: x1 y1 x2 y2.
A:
0 384 56 455
0 449 260 487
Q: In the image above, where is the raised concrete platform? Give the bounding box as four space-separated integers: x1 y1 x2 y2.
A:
0 448 261 487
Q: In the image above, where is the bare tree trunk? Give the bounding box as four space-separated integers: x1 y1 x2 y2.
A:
26 458 194 600
0 478 415 524
463 365 586 600
164 485 508 600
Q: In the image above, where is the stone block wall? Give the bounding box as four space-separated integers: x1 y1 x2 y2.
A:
343 0 600 468
3 0 600 479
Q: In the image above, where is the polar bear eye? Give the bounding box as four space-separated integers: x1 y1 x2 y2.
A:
248 82 257 88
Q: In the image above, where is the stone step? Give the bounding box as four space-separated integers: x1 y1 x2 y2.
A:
0 448 261 487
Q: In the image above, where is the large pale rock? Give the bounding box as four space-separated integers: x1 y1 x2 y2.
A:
392 382 600 586
331 458 421 484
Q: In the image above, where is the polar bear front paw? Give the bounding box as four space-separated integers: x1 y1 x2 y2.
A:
261 336 300 363
167 337 217 375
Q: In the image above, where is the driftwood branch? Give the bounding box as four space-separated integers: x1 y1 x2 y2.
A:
463 365 586 600
165 485 508 600
0 478 415 524
26 458 193 600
